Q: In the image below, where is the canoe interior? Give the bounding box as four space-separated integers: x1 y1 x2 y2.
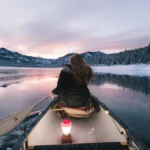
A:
12 96 149 150
28 106 126 146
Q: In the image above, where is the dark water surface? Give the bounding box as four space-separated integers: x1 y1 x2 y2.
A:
0 67 150 148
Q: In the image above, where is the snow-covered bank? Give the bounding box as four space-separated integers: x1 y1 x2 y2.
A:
0 64 150 77
92 64 150 77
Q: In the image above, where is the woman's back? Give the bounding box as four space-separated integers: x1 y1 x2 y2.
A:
52 54 93 108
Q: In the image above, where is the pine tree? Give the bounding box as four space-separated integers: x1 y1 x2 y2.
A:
148 43 150 53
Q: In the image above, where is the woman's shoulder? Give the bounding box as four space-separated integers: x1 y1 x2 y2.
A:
62 64 72 73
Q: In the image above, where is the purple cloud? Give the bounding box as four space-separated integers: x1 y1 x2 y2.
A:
0 0 150 58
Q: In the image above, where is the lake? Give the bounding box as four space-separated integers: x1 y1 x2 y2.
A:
0 67 150 148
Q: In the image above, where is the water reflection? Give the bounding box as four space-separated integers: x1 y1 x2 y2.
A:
93 73 150 95
0 70 150 118
1 70 150 95
0 76 57 118
0 67 60 87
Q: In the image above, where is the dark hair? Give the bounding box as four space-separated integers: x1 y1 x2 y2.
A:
69 53 93 85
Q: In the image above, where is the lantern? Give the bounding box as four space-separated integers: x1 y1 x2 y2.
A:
61 119 72 143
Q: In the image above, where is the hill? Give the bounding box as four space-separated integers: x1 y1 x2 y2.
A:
0 44 150 67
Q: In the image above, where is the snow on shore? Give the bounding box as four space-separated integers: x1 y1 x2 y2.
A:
92 64 150 77
0 64 150 76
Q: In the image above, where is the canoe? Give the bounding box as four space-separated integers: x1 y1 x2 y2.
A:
12 95 149 150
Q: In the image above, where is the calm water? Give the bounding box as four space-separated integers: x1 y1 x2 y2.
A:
0 67 150 147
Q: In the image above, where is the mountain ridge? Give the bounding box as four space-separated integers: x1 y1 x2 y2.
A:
0 45 150 67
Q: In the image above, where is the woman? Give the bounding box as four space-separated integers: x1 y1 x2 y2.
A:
52 53 93 108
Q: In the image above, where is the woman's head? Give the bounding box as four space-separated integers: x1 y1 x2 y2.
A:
69 53 93 85
70 53 85 66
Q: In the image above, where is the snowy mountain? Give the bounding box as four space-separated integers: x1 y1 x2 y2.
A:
51 51 105 66
0 48 54 67
0 45 150 67
51 45 150 67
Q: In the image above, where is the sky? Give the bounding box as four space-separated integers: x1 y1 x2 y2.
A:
0 0 150 59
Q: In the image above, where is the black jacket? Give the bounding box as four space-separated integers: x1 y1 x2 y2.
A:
52 64 90 108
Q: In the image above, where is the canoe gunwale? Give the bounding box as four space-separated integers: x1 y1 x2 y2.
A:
90 95 150 150
12 100 53 150
12 95 149 150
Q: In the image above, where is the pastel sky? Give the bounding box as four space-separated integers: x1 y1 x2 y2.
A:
0 0 150 58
